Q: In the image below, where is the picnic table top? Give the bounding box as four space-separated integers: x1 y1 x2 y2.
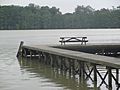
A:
60 37 87 39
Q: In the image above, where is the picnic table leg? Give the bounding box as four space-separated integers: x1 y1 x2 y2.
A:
81 38 84 45
61 39 64 45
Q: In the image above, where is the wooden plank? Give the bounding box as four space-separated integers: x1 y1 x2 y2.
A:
22 45 120 68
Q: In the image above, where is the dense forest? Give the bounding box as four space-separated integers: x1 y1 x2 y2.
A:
0 4 120 30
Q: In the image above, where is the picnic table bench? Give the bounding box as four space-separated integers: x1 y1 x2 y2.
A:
59 37 88 45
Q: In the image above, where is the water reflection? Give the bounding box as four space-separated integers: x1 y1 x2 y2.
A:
18 57 100 90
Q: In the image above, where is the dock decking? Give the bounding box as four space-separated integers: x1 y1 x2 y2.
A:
22 45 120 68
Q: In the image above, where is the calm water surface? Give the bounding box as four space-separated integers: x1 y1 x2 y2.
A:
0 29 120 90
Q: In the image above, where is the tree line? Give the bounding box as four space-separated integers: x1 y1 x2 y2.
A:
0 4 120 30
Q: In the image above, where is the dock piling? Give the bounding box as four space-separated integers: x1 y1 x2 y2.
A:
108 67 112 89
93 64 97 82
16 41 24 57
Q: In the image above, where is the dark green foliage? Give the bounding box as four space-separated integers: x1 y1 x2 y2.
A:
0 4 120 30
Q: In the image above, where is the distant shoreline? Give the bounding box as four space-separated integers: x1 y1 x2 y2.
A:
0 5 120 30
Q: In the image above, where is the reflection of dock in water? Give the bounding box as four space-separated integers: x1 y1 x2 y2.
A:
17 41 120 90
18 57 100 90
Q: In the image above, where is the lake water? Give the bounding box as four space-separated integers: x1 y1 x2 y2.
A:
0 29 120 90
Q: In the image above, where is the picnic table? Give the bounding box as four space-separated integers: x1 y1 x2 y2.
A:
59 37 88 45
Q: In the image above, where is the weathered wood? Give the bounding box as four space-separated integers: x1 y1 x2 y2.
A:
18 43 120 89
16 41 24 57
22 45 120 68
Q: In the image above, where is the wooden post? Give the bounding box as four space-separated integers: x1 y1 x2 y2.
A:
16 41 24 57
52 55 56 66
54 55 58 68
116 69 119 84
30 50 32 59
79 61 85 83
45 53 49 65
60 57 63 70
72 60 75 75
38 52 41 60
93 64 97 88
68 59 72 75
80 61 85 80
22 48 27 57
39 52 44 62
56 55 60 68
47 54 51 65
44 53 47 64
50 54 54 67
108 67 112 89
78 61 81 78
93 64 97 82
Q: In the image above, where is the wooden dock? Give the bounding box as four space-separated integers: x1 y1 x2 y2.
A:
17 41 120 89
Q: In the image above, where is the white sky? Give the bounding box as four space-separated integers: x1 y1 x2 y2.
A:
0 0 120 13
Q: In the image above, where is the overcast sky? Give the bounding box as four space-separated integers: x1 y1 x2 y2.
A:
0 0 120 13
